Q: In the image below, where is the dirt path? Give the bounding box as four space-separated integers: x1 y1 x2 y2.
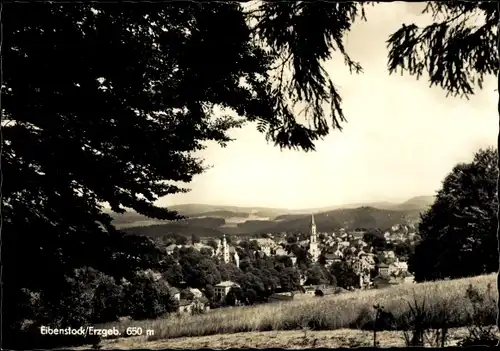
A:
87 327 482 349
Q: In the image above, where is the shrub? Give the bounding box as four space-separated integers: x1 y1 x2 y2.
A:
121 275 179 320
458 283 499 346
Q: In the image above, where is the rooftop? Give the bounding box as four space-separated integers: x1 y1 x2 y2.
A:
169 287 180 294
215 281 240 288
179 299 192 307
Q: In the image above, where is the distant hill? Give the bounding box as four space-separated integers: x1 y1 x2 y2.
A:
389 195 436 211
167 204 290 218
121 218 226 239
250 206 421 235
108 205 288 230
109 195 435 237
302 196 435 213
190 210 250 219
119 206 424 239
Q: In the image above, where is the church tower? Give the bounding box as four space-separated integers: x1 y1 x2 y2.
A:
223 234 230 264
310 214 317 241
309 214 319 262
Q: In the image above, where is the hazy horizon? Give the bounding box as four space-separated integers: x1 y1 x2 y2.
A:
159 194 436 211
153 2 496 211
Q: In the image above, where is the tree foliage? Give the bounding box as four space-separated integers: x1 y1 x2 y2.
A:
329 261 359 289
387 2 498 98
2 2 336 346
252 2 366 150
410 148 498 281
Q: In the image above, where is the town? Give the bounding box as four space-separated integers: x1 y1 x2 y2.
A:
140 214 419 315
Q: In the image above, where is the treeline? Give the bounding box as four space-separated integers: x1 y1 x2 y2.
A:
122 218 226 238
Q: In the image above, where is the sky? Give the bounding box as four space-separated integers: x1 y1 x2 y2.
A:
157 2 497 210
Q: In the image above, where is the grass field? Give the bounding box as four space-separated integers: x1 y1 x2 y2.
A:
99 273 497 345
92 326 495 349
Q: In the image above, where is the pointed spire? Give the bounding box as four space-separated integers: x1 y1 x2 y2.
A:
311 214 316 226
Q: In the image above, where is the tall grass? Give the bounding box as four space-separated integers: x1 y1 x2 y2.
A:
99 274 497 342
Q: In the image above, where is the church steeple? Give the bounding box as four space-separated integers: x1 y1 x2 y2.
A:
310 214 317 241
309 214 319 261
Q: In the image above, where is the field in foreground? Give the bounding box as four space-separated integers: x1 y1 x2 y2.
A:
80 327 499 349
99 273 497 344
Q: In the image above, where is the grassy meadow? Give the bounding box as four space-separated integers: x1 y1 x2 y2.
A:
99 273 497 343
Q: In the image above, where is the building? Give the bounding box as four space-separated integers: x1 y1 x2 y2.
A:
274 247 287 256
303 285 318 296
178 297 210 314
358 252 376 266
178 299 193 313
166 244 177 255
383 231 391 241
268 293 294 303
141 269 163 282
389 259 409 276
324 251 342 266
308 214 320 262
217 234 240 268
169 287 181 301
187 288 204 299
339 241 350 247
254 238 276 255
314 288 336 297
352 230 365 240
260 246 271 256
377 263 390 276
192 242 214 254
214 281 240 301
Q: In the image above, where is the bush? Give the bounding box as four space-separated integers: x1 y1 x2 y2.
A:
458 283 499 346
92 275 124 324
7 268 116 349
121 275 179 320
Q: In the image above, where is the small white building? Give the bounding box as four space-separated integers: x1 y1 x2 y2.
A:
214 281 240 301
169 287 181 301
339 241 349 247
166 244 177 255
188 288 205 299
389 259 409 276
275 247 287 256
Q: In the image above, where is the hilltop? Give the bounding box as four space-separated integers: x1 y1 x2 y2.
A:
264 206 420 234
112 196 433 238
